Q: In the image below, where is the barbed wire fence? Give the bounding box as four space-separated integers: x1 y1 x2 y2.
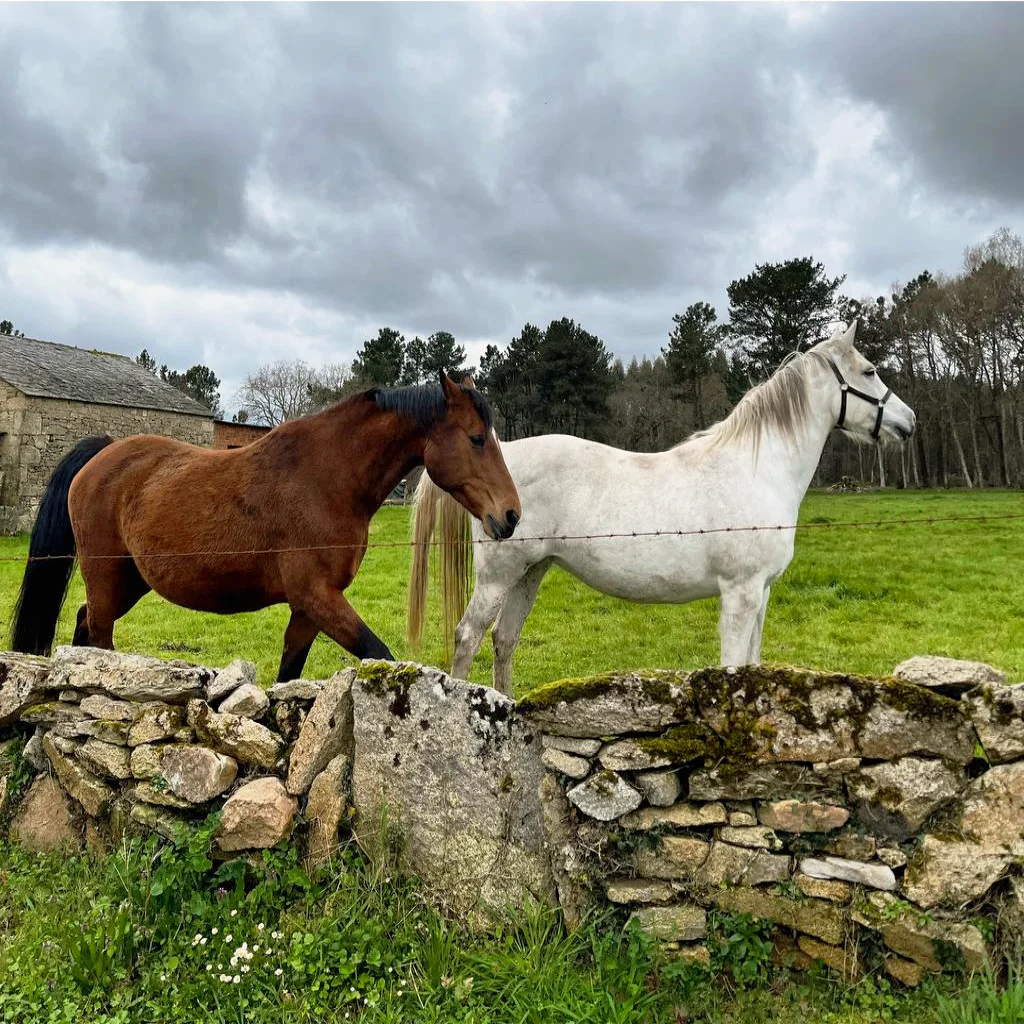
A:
1 511 1021 563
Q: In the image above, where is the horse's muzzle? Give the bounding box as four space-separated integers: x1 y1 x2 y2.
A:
487 510 519 540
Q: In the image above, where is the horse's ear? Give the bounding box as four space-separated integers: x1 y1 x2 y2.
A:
461 374 477 390
439 372 461 404
837 319 858 349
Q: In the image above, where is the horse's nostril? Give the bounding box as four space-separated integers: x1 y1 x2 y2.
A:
506 509 520 529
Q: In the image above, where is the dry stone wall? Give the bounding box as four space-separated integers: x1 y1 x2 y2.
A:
0 646 350 864
351 662 554 919
518 657 1024 984
3 648 1023 986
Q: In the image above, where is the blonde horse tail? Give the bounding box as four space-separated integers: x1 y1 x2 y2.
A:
407 473 473 659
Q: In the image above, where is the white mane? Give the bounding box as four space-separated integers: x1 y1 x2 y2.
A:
681 348 830 456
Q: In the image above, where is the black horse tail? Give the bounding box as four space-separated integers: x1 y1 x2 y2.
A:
10 435 114 656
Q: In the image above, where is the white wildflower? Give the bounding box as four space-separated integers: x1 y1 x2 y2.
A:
274 968 283 977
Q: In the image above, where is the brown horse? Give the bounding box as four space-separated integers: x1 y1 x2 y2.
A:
10 374 521 681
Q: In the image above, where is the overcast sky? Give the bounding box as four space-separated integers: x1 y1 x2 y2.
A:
1 3 1022 413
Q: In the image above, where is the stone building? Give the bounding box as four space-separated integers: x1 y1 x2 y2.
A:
212 419 272 449
0 335 214 533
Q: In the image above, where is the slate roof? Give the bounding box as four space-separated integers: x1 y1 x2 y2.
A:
0 335 213 418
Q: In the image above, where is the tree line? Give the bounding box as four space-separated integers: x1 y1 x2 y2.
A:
479 230 1024 490
125 225 1024 489
822 227 1024 489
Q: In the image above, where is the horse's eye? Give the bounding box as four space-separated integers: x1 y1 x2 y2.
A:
470 434 486 448
864 368 876 378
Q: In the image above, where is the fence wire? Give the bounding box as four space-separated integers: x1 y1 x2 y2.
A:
0 511 1021 563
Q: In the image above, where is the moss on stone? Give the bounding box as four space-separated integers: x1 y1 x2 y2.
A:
875 677 962 718
22 701 58 718
517 670 684 714
356 660 419 695
355 661 421 719
694 664 966 765
590 769 621 798
634 724 714 764
690 665 855 746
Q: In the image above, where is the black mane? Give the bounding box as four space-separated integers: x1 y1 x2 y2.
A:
370 382 493 431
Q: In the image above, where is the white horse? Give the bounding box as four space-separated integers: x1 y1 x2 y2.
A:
408 323 916 693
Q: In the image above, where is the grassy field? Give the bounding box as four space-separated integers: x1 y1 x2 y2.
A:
0 832 1003 1024
1 489 1021 689
2 488 1023 1023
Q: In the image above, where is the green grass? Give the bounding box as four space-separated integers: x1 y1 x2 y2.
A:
1 490 1020 691
0 832 978 1024
3 489 1021 1022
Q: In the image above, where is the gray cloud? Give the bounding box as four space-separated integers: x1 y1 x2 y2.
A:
803 3 1024 206
0 2 1021 403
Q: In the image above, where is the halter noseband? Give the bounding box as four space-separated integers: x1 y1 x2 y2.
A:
827 358 891 441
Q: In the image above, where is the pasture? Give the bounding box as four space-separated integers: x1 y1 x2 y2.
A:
2 488 1023 1024
0 835 988 1024
1 488 1021 688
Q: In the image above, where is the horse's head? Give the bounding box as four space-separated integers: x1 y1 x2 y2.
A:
423 373 521 540
820 322 916 443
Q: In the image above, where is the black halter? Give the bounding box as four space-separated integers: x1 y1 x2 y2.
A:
826 358 891 441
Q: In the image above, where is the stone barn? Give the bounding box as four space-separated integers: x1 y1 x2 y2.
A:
212 419 272 449
0 335 214 533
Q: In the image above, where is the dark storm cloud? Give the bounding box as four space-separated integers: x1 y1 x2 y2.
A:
802 3 1024 207
0 2 1021 391
0 46 105 244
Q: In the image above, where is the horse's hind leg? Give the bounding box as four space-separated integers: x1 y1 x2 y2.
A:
81 559 151 649
72 604 89 646
277 610 320 682
745 585 771 665
491 560 550 695
718 580 765 668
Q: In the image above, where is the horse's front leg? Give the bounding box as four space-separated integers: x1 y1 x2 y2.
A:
718 581 765 668
451 581 508 683
490 561 549 694
303 584 394 663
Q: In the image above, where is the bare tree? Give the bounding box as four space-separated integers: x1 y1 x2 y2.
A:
235 360 352 426
307 362 361 409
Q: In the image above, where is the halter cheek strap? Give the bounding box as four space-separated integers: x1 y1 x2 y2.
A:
827 358 892 441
